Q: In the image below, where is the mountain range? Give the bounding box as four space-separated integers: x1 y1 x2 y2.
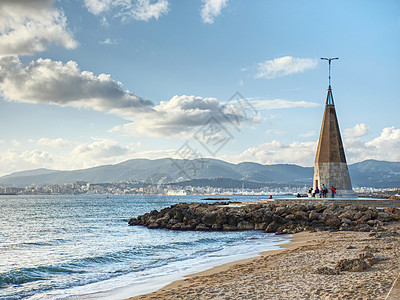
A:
0 158 399 188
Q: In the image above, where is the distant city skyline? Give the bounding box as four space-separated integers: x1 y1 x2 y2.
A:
0 0 399 176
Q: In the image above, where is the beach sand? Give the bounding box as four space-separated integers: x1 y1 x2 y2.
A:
129 222 400 299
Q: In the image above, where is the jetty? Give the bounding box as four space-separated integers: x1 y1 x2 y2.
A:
129 200 400 234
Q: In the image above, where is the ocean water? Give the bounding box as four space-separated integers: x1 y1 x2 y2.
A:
0 195 289 299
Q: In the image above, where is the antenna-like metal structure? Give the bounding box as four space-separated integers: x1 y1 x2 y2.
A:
321 57 339 86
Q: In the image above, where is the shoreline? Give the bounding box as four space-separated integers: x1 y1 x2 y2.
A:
128 224 400 299
127 231 316 300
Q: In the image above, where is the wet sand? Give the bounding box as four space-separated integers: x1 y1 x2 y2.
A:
128 222 400 299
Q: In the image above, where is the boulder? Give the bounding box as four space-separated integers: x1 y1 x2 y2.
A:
265 221 280 233
335 258 370 272
377 212 394 222
385 207 400 214
195 223 210 231
148 222 160 229
324 213 341 228
222 224 237 231
308 210 320 221
254 222 268 230
294 210 308 221
275 206 287 216
237 221 254 230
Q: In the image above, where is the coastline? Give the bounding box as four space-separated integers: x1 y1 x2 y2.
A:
126 231 316 300
128 223 400 299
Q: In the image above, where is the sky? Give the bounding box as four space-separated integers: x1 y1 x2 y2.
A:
0 0 399 177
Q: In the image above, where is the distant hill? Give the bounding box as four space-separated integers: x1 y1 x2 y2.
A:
0 158 399 188
349 159 400 188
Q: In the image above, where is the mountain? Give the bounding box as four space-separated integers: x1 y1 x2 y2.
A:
0 158 398 188
348 159 400 188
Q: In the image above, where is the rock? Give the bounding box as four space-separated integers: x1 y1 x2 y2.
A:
335 258 370 272
254 222 268 230
294 210 308 221
367 219 383 227
128 218 139 225
148 222 160 229
265 221 280 233
275 206 287 216
314 267 340 275
171 223 183 230
285 214 295 220
237 221 254 230
353 224 372 232
308 210 320 221
222 224 237 231
339 210 356 221
327 203 338 211
211 224 222 230
358 251 373 259
195 224 210 231
324 213 341 228
341 218 352 225
385 207 400 214
377 212 394 222
129 202 400 233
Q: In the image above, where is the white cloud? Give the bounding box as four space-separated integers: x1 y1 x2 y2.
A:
343 126 400 163
84 0 169 22
0 149 55 176
100 38 118 45
110 94 260 137
0 0 77 56
84 0 112 15
200 0 228 24
249 99 319 110
343 123 368 139
37 138 71 148
365 127 400 151
265 129 286 136
70 139 135 167
255 56 318 79
131 0 169 21
0 55 153 116
0 56 260 137
228 140 317 167
225 126 400 167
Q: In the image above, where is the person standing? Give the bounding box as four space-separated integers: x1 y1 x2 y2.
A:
315 187 320 198
331 186 336 198
321 184 327 198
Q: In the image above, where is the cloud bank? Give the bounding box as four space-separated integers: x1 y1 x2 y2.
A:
255 56 318 79
228 125 400 167
0 55 154 116
0 0 77 56
111 94 260 137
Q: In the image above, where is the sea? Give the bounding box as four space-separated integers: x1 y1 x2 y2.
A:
0 195 290 299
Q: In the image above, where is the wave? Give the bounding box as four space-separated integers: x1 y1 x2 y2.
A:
0 266 78 287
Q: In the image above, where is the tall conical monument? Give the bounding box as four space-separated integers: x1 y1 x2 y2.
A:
313 58 356 197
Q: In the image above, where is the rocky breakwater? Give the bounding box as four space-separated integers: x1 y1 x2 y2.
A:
128 202 400 234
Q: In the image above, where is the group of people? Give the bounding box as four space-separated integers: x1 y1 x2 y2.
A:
308 184 336 198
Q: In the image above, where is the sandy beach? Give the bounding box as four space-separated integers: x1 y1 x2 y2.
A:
129 222 400 299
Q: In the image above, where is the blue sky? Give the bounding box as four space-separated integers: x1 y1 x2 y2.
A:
0 0 399 176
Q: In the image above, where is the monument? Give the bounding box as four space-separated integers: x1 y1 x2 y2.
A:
313 58 356 197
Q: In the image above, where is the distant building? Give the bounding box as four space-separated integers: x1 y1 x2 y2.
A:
313 58 356 197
